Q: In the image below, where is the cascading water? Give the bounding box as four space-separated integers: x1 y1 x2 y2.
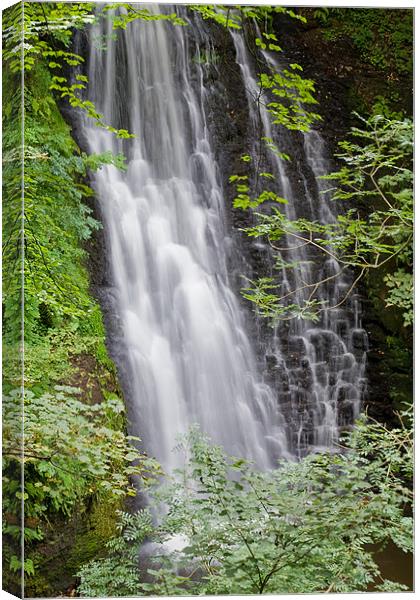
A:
231 30 368 456
84 7 290 472
77 4 368 469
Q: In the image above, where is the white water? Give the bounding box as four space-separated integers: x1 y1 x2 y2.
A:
85 9 290 471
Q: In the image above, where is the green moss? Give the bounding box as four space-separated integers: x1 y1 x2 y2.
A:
66 496 123 576
24 573 54 599
23 495 122 597
304 8 413 117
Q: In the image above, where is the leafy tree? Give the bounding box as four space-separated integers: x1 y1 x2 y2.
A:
3 2 135 138
77 410 412 596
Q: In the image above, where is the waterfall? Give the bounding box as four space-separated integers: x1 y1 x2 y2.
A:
84 8 290 471
81 6 367 468
231 30 367 455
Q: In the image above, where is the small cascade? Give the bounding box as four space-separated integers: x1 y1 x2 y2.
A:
231 31 368 456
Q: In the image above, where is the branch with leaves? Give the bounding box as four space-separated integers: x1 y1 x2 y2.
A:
233 114 413 325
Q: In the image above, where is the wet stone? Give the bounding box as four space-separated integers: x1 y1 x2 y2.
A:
335 319 350 340
329 373 338 387
277 391 292 408
265 354 278 369
338 401 354 426
309 330 344 363
315 402 327 422
300 364 314 390
294 427 315 451
336 383 358 404
314 362 328 387
351 329 369 350
331 352 355 372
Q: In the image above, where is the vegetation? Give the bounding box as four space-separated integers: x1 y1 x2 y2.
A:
3 2 158 594
310 8 413 78
78 410 413 595
297 8 413 122
3 387 159 579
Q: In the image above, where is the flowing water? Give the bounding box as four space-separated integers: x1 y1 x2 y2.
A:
82 6 367 467
232 32 367 455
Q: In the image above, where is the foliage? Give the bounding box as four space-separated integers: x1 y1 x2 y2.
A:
2 322 114 395
101 3 187 28
2 386 160 580
2 2 187 139
2 58 127 345
190 4 306 29
384 269 413 327
189 4 242 29
2 2 94 71
77 511 155 597
259 67 321 132
2 2 134 138
308 8 412 118
2 3 167 592
78 410 412 596
233 115 413 326
312 8 413 77
241 277 322 322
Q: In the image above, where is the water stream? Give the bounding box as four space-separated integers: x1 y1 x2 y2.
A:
82 6 367 468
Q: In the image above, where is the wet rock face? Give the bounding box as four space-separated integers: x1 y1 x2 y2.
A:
361 296 413 424
270 12 412 143
309 331 344 364
189 23 270 346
